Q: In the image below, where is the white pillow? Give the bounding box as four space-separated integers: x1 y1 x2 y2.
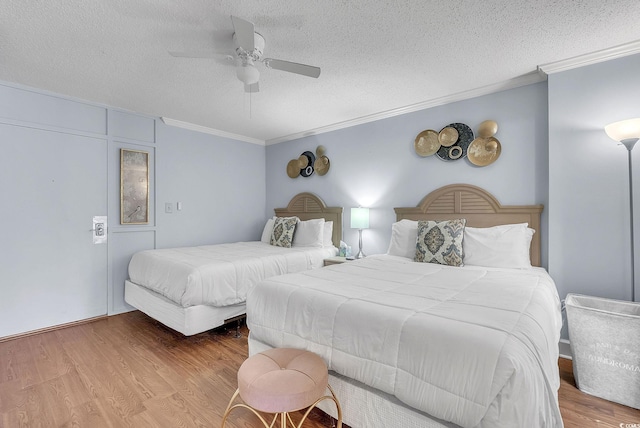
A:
293 218 325 248
260 217 276 243
387 219 419 258
323 221 334 247
463 223 534 269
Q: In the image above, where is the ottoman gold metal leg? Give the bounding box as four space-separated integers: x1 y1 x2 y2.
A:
221 384 342 428
221 388 273 428
296 384 342 428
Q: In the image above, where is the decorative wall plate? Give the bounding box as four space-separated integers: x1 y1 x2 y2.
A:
435 123 474 161
286 146 331 178
438 126 459 147
414 129 440 157
297 154 309 168
299 151 316 177
468 136 501 166
287 159 300 178
314 155 330 175
477 120 498 138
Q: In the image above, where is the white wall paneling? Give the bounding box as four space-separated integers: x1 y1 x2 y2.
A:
110 110 155 144
0 83 107 135
107 130 157 316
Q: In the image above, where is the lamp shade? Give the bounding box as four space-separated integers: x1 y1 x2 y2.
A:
350 207 369 229
605 118 640 142
236 60 260 85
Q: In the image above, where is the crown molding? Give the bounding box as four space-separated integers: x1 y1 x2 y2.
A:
266 71 544 145
160 117 265 146
538 39 640 75
164 39 640 146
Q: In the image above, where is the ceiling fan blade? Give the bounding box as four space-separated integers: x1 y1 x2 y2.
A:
245 82 260 93
231 15 255 52
263 58 321 78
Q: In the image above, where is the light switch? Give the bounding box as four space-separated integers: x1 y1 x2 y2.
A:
177 201 182 211
165 203 173 213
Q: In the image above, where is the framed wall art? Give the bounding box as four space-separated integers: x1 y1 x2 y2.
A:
120 148 149 224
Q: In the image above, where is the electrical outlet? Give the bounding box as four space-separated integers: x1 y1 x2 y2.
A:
165 202 173 213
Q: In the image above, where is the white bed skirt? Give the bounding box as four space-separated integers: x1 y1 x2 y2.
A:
248 335 459 428
125 280 246 336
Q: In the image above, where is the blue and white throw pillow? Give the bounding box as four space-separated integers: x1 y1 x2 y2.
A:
270 217 298 248
415 219 466 266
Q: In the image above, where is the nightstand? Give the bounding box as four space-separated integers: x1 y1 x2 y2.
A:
323 256 350 266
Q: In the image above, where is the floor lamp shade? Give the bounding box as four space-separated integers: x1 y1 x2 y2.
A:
351 207 369 259
605 118 640 146
605 118 640 301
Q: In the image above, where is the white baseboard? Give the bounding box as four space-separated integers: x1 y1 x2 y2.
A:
109 305 136 316
559 338 572 360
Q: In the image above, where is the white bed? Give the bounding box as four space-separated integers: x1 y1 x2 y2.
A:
125 192 342 336
246 184 564 428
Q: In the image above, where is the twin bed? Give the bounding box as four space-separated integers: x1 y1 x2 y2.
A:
125 184 563 428
124 192 342 335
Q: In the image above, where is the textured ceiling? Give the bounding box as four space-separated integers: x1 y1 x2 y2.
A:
1 1 640 144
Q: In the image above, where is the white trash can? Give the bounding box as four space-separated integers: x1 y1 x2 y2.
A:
565 293 640 409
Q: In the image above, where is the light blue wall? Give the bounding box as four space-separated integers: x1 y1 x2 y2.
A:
155 123 266 249
548 53 640 313
0 82 266 337
266 82 549 261
5 50 637 339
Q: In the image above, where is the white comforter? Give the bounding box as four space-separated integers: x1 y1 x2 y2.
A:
128 241 337 307
247 255 563 428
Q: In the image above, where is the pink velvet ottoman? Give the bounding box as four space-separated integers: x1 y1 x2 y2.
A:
221 348 342 428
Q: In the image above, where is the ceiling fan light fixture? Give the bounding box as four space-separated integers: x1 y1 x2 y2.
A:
236 60 260 85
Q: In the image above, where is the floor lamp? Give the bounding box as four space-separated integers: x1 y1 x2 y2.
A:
605 118 640 301
351 207 369 259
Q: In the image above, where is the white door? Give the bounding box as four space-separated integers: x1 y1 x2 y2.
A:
0 124 108 337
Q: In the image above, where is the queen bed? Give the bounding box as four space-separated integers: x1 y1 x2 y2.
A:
246 184 564 428
124 192 342 336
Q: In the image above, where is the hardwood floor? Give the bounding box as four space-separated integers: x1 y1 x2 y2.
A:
558 357 640 428
0 311 639 427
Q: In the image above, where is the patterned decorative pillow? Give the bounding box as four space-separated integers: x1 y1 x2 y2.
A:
270 216 298 247
415 219 466 266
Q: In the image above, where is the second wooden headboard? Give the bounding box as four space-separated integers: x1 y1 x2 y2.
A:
394 184 543 267
275 192 343 248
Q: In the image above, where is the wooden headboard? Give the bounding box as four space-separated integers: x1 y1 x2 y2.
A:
394 184 543 267
275 193 343 248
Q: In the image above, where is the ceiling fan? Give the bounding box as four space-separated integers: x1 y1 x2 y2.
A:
171 16 321 93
